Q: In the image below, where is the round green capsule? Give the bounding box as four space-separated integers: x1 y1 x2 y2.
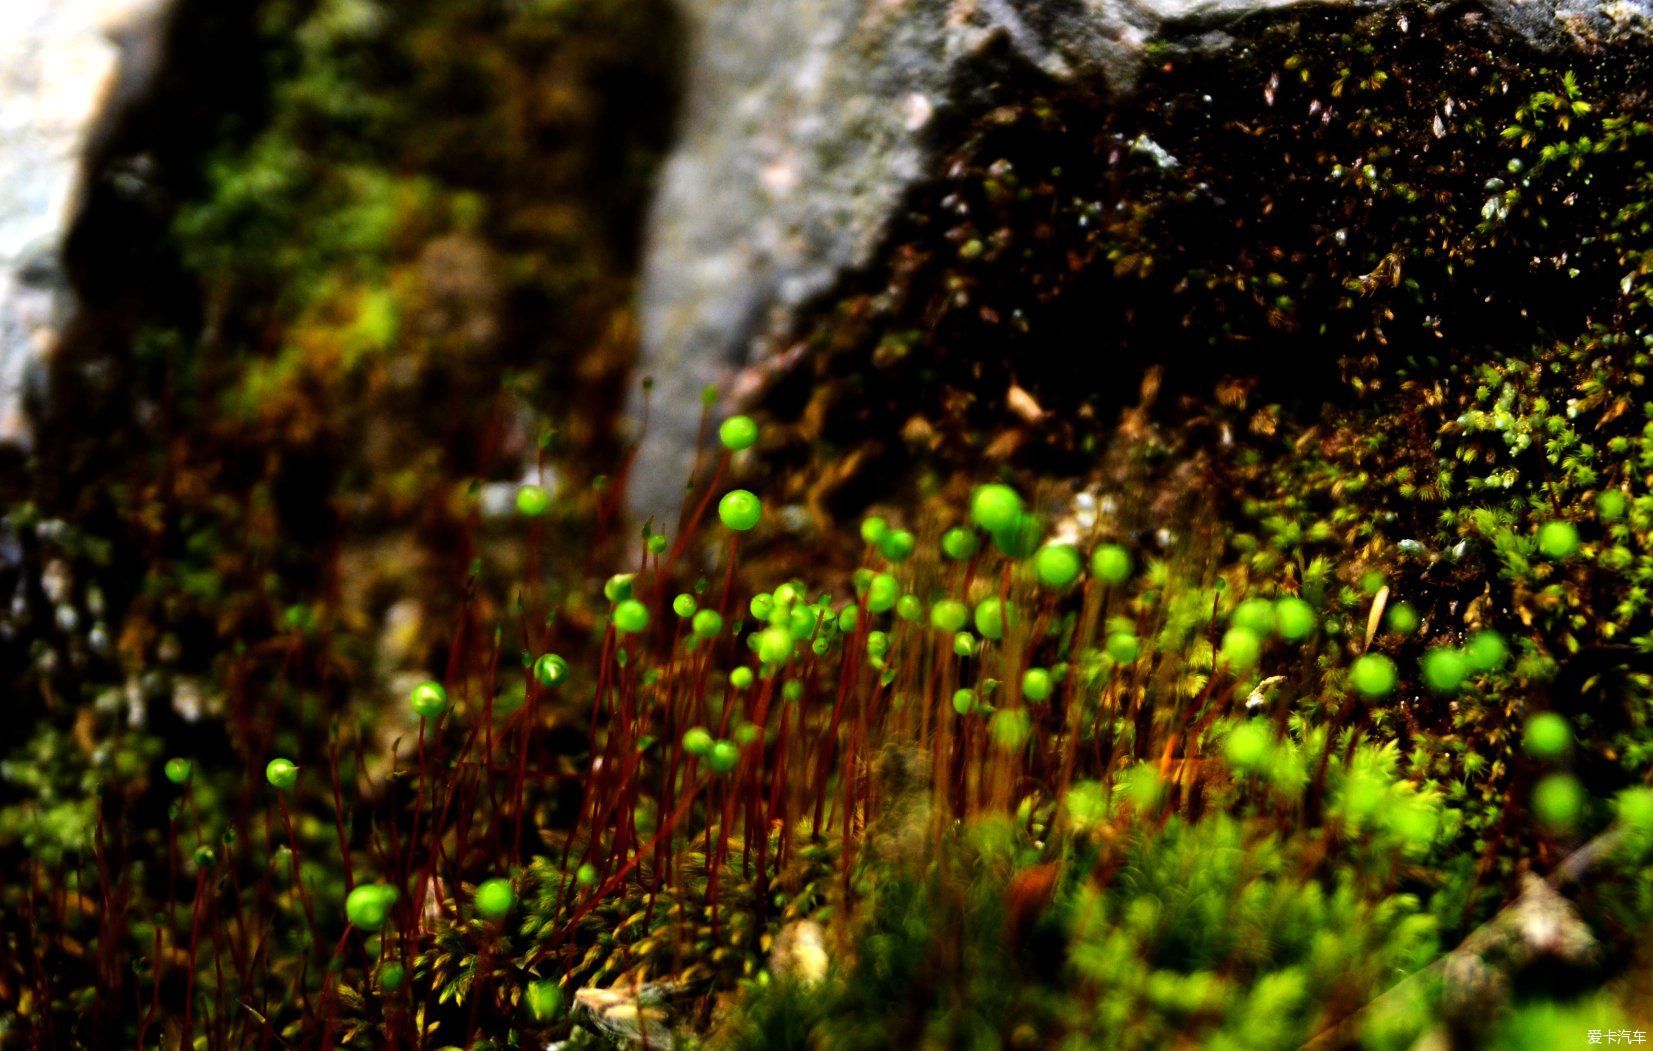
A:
895 594 922 622
1523 712 1572 760
604 573 635 603
1272 596 1316 641
1021 667 1053 702
866 573 899 614
718 490 762 532
525 980 564 1022
1536 520 1580 560
474 878 515 921
953 632 978 658
672 593 697 618
941 527 980 561
1232 598 1275 637
970 484 1023 533
164 758 193 786
974 598 1013 641
1350 653 1398 698
378 962 406 992
1465 630 1508 672
877 529 916 563
612 599 650 634
719 415 759 452
1034 545 1082 589
1106 632 1140 664
991 511 1042 560
346 884 395 931
265 758 299 791
860 515 889 545
952 688 978 716
1090 544 1133 585
691 609 724 638
730 667 754 690
931 599 968 633
410 680 450 719
576 863 599 888
533 654 570 688
1386 602 1420 636
1421 647 1469 694
757 625 794 664
1220 626 1262 670
683 727 714 756
1597 489 1628 522
1532 773 1585 832
707 740 741 774
516 484 551 518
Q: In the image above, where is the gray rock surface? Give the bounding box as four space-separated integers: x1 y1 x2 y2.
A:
0 0 174 447
631 0 1651 519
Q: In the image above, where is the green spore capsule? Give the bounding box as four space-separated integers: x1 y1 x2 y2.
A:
1523 712 1572 760
718 490 762 532
941 527 980 561
673 593 697 618
1616 786 1653 831
758 625 794 664
1091 544 1133 585
533 654 570 688
719 415 759 451
1350 653 1398 697
1536 519 1580 560
410 680 449 719
1106 632 1141 664
1232 598 1275 637
378 962 405 992
193 845 217 869
750 593 775 619
970 484 1023 532
576 863 598 888
525 980 564 1022
1273 597 1316 641
515 484 551 518
734 722 760 746
788 605 819 640
1224 721 1272 772
730 667 754 690
1466 630 1508 672
1220 627 1262 670
836 606 858 633
346 884 395 931
860 515 888 544
164 758 193 786
866 573 899 613
1421 648 1469 693
612 599 650 634
1532 773 1586 832
896 594 922 621
265 758 299 791
604 573 635 603
1386 602 1420 636
952 688 978 716
1021 667 1053 702
974 598 1014 641
474 878 515 921
692 609 724 638
953 632 978 658
877 529 916 563
991 511 1042 560
646 532 667 555
707 740 741 774
931 599 968 633
682 727 714 756
1034 545 1082 589
1597 489 1628 522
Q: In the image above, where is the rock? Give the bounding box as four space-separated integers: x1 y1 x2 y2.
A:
0 0 174 447
630 0 1651 520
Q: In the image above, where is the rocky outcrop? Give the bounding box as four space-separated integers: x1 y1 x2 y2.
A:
0 0 174 447
630 0 1652 519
